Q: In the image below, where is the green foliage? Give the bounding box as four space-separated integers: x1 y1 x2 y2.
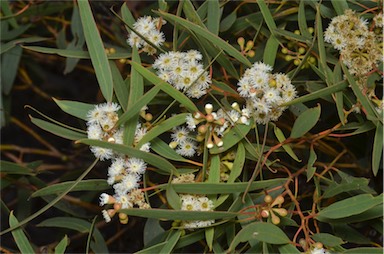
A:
1 1 382 253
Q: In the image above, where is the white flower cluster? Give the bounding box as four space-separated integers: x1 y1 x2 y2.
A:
153 50 212 98
87 102 123 160
180 194 215 229
324 9 382 77
127 16 166 55
310 247 330 254
170 127 198 157
86 103 151 223
237 62 296 124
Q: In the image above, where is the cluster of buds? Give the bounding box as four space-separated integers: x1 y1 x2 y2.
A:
237 37 255 58
100 190 150 224
281 28 316 68
187 103 249 149
260 195 288 225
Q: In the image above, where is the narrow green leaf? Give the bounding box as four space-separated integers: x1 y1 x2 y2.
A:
38 217 108 253
257 0 277 31
229 222 290 252
343 248 384 254
290 105 321 139
312 233 344 247
307 146 317 181
9 211 35 254
78 139 178 175
227 142 245 183
342 64 379 122
316 5 328 76
274 125 300 162
150 137 188 162
323 178 373 199
333 224 371 244
331 0 348 16
1 46 22 95
155 10 251 67
120 3 136 27
130 61 198 113
54 235 68 254
110 60 129 111
30 116 87 140
160 230 181 254
144 218 165 246
0 160 34 175
333 63 345 124
283 81 348 106
22 46 131 59
279 244 301 254
220 10 236 32
263 36 279 67
166 183 181 210
317 194 383 219
372 123 383 176
115 85 161 127
208 155 221 183
205 227 214 251
78 0 113 101
210 124 252 154
298 1 311 39
120 208 237 221
31 179 109 197
207 0 220 35
137 113 188 147
53 98 94 121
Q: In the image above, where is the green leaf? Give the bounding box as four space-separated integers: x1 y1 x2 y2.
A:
208 155 221 183
54 235 68 254
137 113 188 147
160 230 181 254
317 194 383 220
30 116 87 141
290 105 321 139
274 125 300 162
312 233 345 247
205 227 214 251
110 60 129 111
120 3 136 27
220 10 236 32
130 61 198 113
78 0 113 102
31 179 109 197
333 224 371 245
1 46 22 95
115 85 161 127
144 218 165 246
278 244 301 254
120 208 237 221
372 123 383 176
342 64 379 122
0 160 34 175
207 0 220 35
331 0 348 16
155 10 251 67
307 146 317 181
323 177 373 199
229 222 290 251
343 248 384 254
227 142 245 183
38 217 108 253
9 211 35 254
78 139 178 175
317 204 383 224
298 1 311 39
22 46 131 59
263 35 279 67
53 98 94 121
166 183 181 210
210 124 252 154
257 0 277 31
150 137 188 162
283 80 348 106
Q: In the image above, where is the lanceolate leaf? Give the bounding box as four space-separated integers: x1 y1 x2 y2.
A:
372 123 383 176
53 98 94 121
78 0 113 102
290 105 321 139
317 194 383 220
9 211 35 254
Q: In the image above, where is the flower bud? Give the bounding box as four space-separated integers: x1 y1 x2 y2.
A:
281 47 288 54
169 141 178 149
298 47 306 54
237 37 245 50
271 196 284 207
260 209 270 218
206 141 214 149
271 211 280 225
231 102 241 112
247 50 255 58
198 124 208 134
205 103 213 114
273 208 288 217
245 40 254 51
119 213 129 224
264 195 273 204
145 113 153 121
